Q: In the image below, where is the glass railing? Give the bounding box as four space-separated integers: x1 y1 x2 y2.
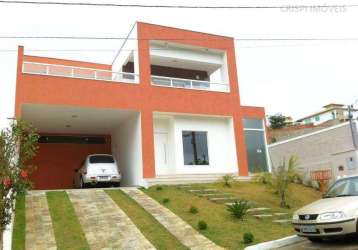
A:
151 75 229 92
22 61 139 84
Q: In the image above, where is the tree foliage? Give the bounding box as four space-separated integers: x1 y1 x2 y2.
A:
268 114 287 129
0 120 39 235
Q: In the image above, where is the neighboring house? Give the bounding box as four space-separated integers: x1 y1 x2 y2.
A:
15 22 269 189
296 103 357 125
268 121 358 181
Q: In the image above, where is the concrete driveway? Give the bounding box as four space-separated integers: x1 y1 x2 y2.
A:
278 237 358 250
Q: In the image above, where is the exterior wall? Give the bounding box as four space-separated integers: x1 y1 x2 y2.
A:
15 22 267 183
267 123 335 144
111 113 144 186
268 122 358 180
303 111 335 125
154 114 238 175
29 135 111 189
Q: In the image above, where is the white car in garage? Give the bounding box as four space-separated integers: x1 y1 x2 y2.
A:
74 154 121 188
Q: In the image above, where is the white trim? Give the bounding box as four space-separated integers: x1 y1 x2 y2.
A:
262 120 272 172
2 198 15 250
268 122 351 148
243 128 265 132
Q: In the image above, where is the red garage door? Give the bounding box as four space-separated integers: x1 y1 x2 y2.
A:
29 135 111 190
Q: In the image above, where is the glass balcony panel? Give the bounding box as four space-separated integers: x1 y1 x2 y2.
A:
172 79 191 88
192 80 210 89
152 76 171 86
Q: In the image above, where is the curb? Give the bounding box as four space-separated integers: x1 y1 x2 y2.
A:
244 235 304 250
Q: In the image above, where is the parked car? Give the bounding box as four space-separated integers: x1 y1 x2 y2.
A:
74 154 121 188
292 174 358 242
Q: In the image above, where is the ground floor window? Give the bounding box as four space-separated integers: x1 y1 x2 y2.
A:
243 118 269 173
182 131 209 165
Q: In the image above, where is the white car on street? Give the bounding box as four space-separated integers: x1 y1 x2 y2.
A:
74 154 121 188
292 174 358 242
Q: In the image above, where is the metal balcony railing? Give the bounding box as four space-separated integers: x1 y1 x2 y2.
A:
151 75 230 92
22 61 139 84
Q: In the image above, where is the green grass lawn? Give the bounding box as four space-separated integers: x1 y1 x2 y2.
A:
144 182 321 250
46 191 90 250
12 194 26 250
106 189 188 250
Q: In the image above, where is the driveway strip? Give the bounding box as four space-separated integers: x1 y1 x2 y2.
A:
67 189 155 250
25 191 57 250
121 187 224 250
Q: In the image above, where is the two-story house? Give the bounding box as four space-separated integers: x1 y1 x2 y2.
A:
15 22 269 189
296 103 357 126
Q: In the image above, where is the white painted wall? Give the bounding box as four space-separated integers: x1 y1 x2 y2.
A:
111 23 139 81
111 113 144 186
154 114 238 175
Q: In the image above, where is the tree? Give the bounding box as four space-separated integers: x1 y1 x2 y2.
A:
268 114 287 129
0 120 39 247
271 156 298 208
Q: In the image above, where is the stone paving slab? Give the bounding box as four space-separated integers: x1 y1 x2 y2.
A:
198 193 232 197
208 197 237 203
188 189 217 192
67 189 155 250
26 191 57 250
254 214 273 219
273 219 292 224
121 187 224 250
247 207 271 213
274 212 289 216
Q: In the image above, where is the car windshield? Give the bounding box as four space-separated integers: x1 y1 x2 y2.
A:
89 155 114 164
325 177 358 198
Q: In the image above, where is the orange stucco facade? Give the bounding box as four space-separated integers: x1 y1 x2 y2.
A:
15 22 265 187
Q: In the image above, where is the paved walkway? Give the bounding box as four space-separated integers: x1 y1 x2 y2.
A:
121 187 224 250
25 191 57 250
67 189 155 250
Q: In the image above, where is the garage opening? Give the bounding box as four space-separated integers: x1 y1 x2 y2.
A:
22 104 142 190
32 135 111 189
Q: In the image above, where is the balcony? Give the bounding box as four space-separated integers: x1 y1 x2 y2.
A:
151 75 229 92
22 61 139 84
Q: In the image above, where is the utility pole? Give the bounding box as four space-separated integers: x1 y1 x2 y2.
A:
348 100 358 149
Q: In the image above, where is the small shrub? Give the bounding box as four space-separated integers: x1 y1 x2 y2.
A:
243 232 254 244
156 186 163 191
222 174 235 187
227 200 250 220
197 220 207 230
189 206 198 214
252 172 272 185
162 198 170 204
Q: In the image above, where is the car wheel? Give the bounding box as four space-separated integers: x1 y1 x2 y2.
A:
308 237 323 243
